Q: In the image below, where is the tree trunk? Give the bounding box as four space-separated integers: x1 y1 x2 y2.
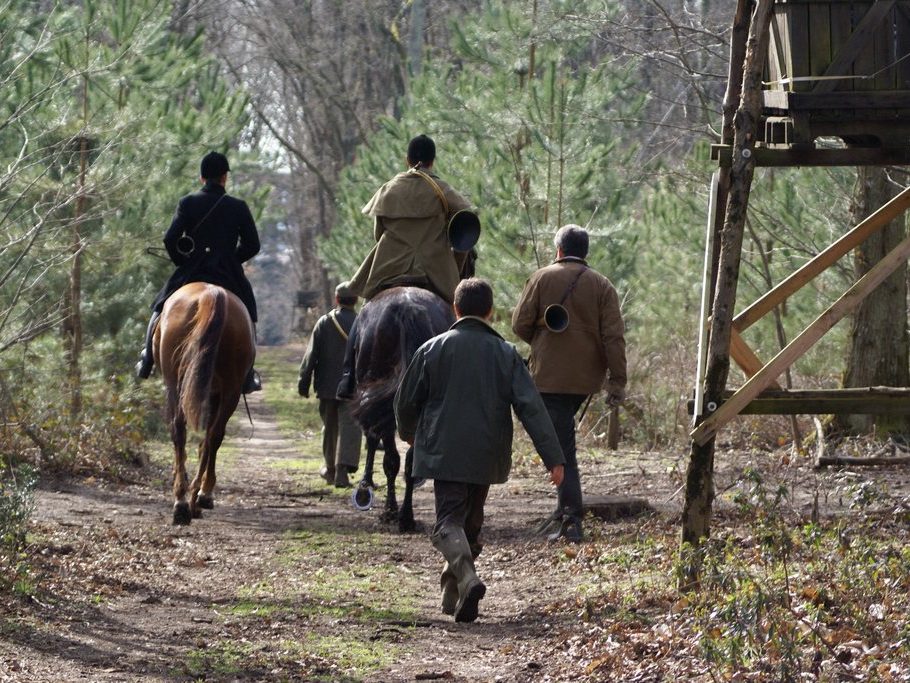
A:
407 0 426 76
65 67 90 419
836 167 910 435
680 0 771 590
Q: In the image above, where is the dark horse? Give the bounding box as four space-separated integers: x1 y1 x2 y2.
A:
155 282 256 525
348 286 454 532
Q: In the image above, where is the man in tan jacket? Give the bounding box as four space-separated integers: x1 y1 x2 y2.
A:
511 224 627 542
348 134 472 305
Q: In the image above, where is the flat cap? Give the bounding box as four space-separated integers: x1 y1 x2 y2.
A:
335 281 356 299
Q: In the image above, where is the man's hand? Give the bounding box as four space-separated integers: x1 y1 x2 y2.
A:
549 464 564 487
605 388 625 407
297 379 308 397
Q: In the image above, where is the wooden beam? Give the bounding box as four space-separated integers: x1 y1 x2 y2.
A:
729 328 781 388
732 183 910 332
692 230 910 445
712 145 910 167
686 388 910 415
812 1 896 94
766 90 910 111
693 172 719 421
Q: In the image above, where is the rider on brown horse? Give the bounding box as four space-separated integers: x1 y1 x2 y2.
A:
136 151 262 393
338 134 476 398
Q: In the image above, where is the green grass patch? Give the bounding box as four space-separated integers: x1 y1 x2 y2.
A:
279 529 420 623
257 346 323 439
181 641 257 678
304 633 396 673
224 599 283 618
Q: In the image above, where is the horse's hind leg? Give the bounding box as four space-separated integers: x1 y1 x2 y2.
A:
361 435 378 489
171 401 192 526
398 445 416 533
190 399 230 518
380 432 400 523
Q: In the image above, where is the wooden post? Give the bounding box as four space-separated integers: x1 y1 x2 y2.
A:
680 0 773 590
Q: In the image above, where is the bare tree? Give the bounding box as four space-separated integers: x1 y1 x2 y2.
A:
179 0 477 314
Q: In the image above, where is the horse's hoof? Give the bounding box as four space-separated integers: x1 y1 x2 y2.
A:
398 517 417 534
173 503 192 526
191 506 203 519
196 494 214 509
379 508 398 524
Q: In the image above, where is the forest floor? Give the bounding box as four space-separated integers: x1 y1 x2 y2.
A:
3 345 910 682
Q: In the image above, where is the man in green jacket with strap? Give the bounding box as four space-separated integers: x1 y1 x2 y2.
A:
395 278 565 623
298 282 363 487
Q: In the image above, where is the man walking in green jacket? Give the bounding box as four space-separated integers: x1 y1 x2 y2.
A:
395 278 564 623
298 282 363 487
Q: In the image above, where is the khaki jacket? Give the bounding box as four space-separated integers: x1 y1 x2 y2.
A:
511 258 627 395
348 170 471 304
394 317 564 484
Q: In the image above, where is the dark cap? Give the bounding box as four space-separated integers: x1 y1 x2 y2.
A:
200 151 230 179
335 281 356 300
407 134 435 166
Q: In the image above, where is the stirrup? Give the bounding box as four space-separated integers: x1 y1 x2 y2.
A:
242 369 262 394
135 350 153 379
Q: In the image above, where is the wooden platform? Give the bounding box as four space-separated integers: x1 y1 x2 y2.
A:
711 144 910 167
687 387 910 415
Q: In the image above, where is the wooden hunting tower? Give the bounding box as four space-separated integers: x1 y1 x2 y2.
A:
715 0 910 166
683 0 910 568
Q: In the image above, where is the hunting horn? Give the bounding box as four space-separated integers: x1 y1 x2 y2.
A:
447 210 481 252
536 303 569 333
175 233 195 257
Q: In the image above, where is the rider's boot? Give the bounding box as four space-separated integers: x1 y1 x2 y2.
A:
135 311 160 379
242 367 262 394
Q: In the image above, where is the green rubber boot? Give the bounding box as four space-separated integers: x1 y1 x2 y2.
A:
440 562 457 616
431 526 485 623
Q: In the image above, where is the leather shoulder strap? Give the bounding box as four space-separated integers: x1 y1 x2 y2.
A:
328 311 348 341
408 168 449 215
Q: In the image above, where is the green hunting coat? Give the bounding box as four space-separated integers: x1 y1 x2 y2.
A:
297 305 357 400
394 317 564 485
348 169 471 305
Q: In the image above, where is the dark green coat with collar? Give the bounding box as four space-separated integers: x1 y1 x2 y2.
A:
394 317 564 485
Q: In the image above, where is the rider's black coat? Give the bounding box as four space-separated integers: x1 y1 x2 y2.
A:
152 181 260 321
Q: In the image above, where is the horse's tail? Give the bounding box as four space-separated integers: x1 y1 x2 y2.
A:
352 290 452 438
180 286 227 431
353 375 402 439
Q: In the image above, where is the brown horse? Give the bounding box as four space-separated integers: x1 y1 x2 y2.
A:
154 282 256 525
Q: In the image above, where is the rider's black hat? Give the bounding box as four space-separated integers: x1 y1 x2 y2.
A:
200 151 231 180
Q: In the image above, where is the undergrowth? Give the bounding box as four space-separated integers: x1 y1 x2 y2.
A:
576 466 910 680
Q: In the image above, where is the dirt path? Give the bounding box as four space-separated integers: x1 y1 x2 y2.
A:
1 350 625 682
7 346 899 681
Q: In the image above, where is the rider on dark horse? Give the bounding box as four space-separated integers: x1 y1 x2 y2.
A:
337 134 475 399
136 151 262 394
